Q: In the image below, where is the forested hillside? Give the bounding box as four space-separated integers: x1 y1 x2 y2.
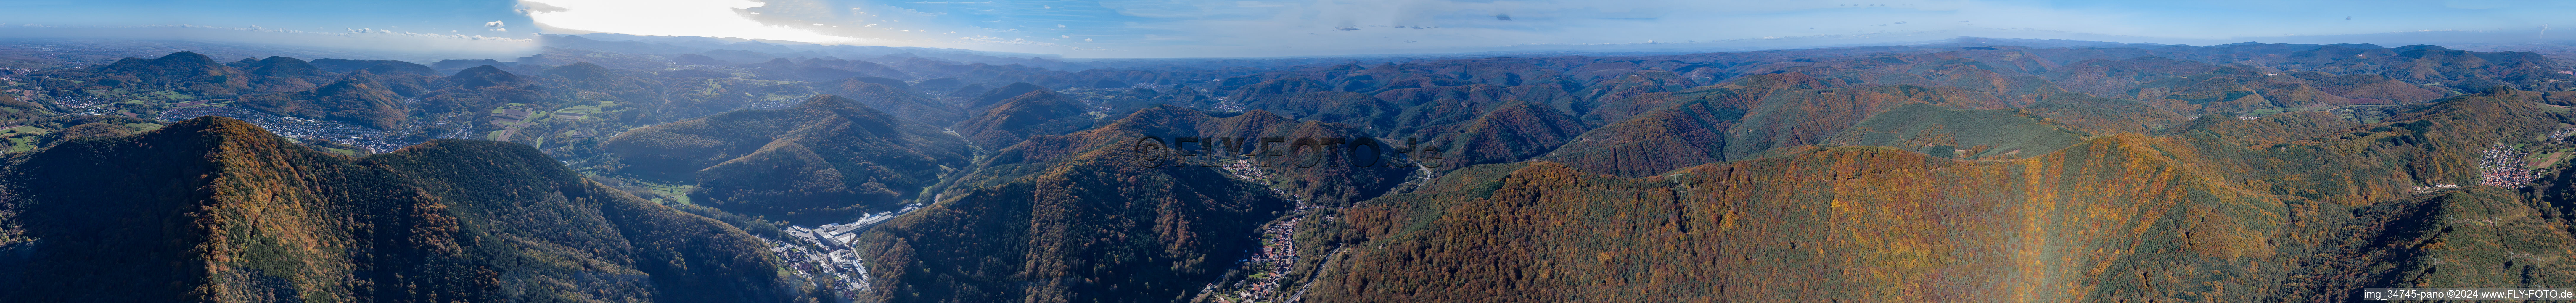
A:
0 117 822 302
1290 90 2576 302
599 94 969 224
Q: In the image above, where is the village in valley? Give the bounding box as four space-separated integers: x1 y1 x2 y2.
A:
758 204 922 297
1199 215 1308 303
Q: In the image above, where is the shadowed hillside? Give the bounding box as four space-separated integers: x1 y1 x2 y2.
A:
824 79 968 127
856 103 1425 303
600 94 969 224
857 129 1291 303
954 88 1094 149
0 116 817 302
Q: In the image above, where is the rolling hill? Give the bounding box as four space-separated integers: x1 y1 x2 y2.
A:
599 94 970 224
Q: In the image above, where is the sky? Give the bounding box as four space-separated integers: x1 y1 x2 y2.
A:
3 0 2573 58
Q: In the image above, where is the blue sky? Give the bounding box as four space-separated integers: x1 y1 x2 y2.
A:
6 0 533 34
4 0 2572 58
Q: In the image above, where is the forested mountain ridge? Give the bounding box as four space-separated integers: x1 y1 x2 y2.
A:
0 116 823 302
599 94 970 224
953 88 1095 149
850 104 1420 302
1286 89 2576 302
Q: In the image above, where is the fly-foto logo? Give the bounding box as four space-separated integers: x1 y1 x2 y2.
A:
1126 136 1445 168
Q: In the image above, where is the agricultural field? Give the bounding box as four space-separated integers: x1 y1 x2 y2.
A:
0 125 47 152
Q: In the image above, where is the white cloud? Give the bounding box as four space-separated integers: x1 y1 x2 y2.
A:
518 0 856 42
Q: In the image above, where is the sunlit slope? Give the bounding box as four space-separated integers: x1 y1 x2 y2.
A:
2160 90 2559 206
1419 101 1591 171
0 117 810 302
1301 138 2286 302
1824 103 2087 159
1541 74 2126 177
1292 89 2576 302
2274 187 2576 302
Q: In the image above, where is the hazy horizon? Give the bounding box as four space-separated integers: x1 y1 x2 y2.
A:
7 0 2576 59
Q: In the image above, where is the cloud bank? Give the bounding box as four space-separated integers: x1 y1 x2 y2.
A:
0 24 540 63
